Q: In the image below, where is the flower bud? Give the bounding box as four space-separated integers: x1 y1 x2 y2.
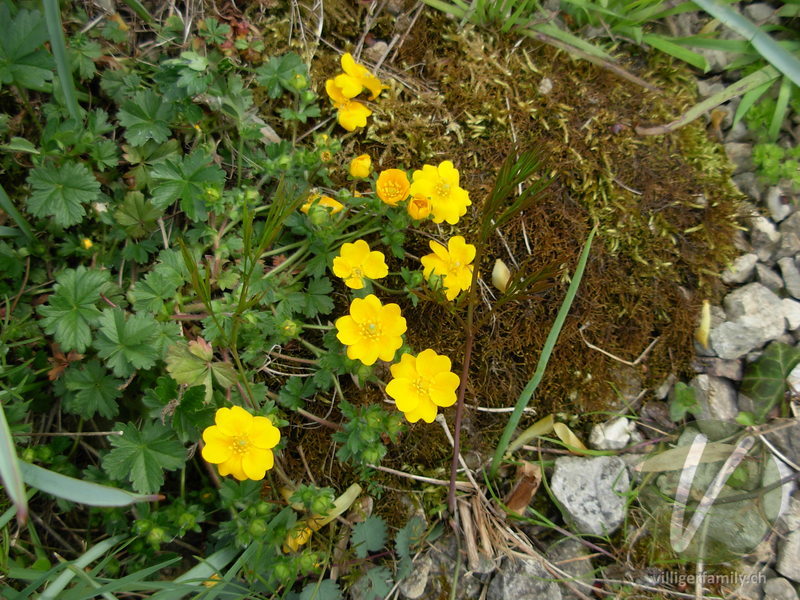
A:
492 259 511 293
349 154 372 179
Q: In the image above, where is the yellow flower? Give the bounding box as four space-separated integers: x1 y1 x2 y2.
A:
349 154 372 179
325 80 373 132
409 161 471 225
333 53 384 100
201 406 280 481
300 194 345 215
283 525 314 552
407 193 432 220
376 169 410 206
332 240 388 289
81 238 93 250
386 349 460 423
420 236 476 301
335 294 406 365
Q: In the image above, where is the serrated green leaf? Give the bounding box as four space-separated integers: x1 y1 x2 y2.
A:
101 421 185 493
94 308 160 377
131 269 178 313
150 150 225 221
395 515 426 579
303 277 334 318
0 4 53 91
740 342 800 424
166 339 237 402
118 90 175 146
26 161 100 227
351 515 387 558
298 579 342 600
669 381 699 422
63 360 122 419
255 53 307 98
354 566 393 600
37 267 109 352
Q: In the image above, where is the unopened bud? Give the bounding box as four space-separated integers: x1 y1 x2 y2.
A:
492 259 511 293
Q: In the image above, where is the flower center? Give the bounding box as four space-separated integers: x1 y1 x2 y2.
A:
352 267 363 279
359 321 381 340
230 436 251 455
435 182 451 198
413 377 429 399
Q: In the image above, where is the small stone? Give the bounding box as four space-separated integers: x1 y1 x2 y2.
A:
538 77 553 95
589 417 633 450
777 233 800 260
751 216 782 262
690 374 738 421
779 212 800 238
744 3 780 24
696 79 724 98
783 299 800 331
763 577 799 600
757 263 785 293
550 456 630 536
725 142 755 174
777 530 800 583
399 554 432 599
693 357 743 380
487 556 562 600
733 172 762 202
725 118 751 143
711 321 774 360
547 538 594 600
767 187 793 223
721 253 758 284
710 284 786 359
698 47 731 73
779 257 800 299
725 282 785 326
363 41 389 64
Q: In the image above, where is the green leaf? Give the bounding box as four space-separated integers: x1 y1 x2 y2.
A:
94 308 161 377
0 4 53 91
740 342 800 424
101 421 185 493
165 339 237 402
131 269 178 313
255 53 307 98
351 515 387 558
118 90 175 146
150 150 225 221
353 566 392 600
19 462 161 506
37 266 109 352
26 161 101 227
298 579 342 600
395 515 426 579
63 360 122 419
0 401 27 524
668 381 699 422
303 277 334 318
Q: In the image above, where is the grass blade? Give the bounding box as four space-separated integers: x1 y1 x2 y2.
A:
19 461 163 506
119 0 154 24
42 0 81 121
149 547 239 600
39 535 126 600
490 225 597 478
769 76 792 141
0 183 34 240
0 402 27 524
643 33 710 71
693 0 800 89
733 79 773 125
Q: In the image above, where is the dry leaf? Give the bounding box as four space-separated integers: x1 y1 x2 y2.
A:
503 462 542 515
553 422 587 452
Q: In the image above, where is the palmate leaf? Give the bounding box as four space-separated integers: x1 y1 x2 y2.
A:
26 161 101 227
37 267 109 352
63 360 123 419
298 579 342 600
101 421 185 493
131 269 179 313
150 150 225 221
740 342 800 424
0 4 53 91
165 338 238 402
118 89 175 146
94 308 161 377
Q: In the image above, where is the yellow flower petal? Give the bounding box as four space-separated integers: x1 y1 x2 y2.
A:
249 416 280 449
201 427 233 464
335 315 362 345
217 455 246 480
386 378 420 413
429 372 460 407
242 449 274 480
403 399 438 424
362 251 388 279
337 101 372 131
389 353 418 380
215 406 253 436
333 73 364 99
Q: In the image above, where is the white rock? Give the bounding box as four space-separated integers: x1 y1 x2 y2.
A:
721 253 758 284
538 77 553 95
710 283 786 359
757 263 785 292
782 299 800 331
589 417 634 450
777 530 800 583
690 374 738 421
750 216 781 262
767 186 792 223
779 257 800 299
724 143 754 174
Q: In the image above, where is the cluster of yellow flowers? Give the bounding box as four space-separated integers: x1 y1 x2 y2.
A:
325 53 385 132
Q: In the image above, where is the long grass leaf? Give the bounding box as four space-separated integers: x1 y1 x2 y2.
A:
0 183 34 240
39 536 126 600
42 0 81 121
637 65 779 135
119 0 155 24
490 225 597 478
693 0 800 88
149 548 239 600
19 461 163 506
769 76 793 141
733 79 773 125
0 402 27 524
643 33 710 71
526 22 616 60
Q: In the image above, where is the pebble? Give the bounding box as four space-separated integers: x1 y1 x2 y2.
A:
763 577 799 600
776 530 800 583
